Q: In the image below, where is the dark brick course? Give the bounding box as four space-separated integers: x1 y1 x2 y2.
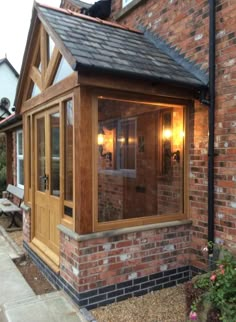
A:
24 242 195 310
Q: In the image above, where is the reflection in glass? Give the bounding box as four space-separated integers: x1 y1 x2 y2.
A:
18 159 24 187
97 98 185 223
64 100 73 202
31 83 41 98
119 119 136 170
50 113 60 196
17 132 23 155
17 130 24 187
53 57 73 85
47 35 55 61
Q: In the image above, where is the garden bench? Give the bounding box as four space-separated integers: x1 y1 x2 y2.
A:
0 184 24 231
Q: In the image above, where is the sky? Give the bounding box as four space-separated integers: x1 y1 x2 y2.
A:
0 0 95 73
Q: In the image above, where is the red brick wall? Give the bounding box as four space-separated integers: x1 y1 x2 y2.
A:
189 101 209 269
111 0 210 70
109 0 236 259
23 210 31 243
60 223 191 292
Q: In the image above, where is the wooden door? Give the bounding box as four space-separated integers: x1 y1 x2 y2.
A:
33 107 60 266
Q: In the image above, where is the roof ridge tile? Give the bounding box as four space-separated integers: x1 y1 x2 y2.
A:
36 2 142 34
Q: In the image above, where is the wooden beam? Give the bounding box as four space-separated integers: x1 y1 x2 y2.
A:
15 14 40 113
22 31 41 104
40 25 48 88
77 71 197 100
29 66 43 91
21 72 78 114
44 48 61 88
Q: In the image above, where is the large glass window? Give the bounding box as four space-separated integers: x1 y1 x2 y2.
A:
16 130 24 188
97 98 185 223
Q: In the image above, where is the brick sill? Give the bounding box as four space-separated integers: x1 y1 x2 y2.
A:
57 219 192 242
115 0 146 21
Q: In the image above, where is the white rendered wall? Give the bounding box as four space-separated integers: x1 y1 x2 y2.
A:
0 63 18 108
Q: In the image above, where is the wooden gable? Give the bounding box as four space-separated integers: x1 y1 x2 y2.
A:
22 24 74 104
16 8 76 114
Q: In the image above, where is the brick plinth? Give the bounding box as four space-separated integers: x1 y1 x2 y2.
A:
24 237 203 310
59 222 191 295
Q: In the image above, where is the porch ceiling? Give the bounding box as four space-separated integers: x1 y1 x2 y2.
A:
36 3 207 90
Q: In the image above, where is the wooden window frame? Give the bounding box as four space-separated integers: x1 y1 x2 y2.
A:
61 97 74 228
92 92 189 232
16 130 24 189
24 115 32 204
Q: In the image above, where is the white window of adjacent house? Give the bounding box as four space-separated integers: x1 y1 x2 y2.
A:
16 130 24 188
122 0 133 7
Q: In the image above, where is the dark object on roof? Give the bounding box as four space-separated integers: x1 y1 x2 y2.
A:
0 58 19 77
81 0 112 20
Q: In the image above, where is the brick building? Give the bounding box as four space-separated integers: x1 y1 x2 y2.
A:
3 0 236 310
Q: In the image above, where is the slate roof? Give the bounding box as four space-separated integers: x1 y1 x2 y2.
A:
36 3 207 89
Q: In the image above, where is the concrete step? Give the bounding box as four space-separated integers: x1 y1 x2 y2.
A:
1 291 88 322
0 227 24 260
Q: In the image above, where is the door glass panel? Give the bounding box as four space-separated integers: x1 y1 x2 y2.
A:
64 100 73 202
37 118 45 192
50 112 60 196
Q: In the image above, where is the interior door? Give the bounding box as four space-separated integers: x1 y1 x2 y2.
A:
33 107 60 266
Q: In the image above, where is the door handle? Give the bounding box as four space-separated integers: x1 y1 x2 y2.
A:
40 174 49 190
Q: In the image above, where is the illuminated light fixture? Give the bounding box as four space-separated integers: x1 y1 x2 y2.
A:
98 126 112 161
163 127 180 163
163 129 172 140
97 128 105 145
118 136 125 144
180 130 185 138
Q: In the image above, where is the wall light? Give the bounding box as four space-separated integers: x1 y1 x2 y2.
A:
163 128 180 163
162 111 181 175
98 126 112 161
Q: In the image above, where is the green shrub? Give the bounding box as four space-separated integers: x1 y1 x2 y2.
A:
189 246 236 322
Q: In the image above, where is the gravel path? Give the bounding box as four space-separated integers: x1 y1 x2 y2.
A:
92 284 187 322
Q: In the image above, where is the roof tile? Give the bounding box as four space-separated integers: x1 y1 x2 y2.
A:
37 3 207 88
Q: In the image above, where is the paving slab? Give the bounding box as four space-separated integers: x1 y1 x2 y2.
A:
2 291 88 322
0 235 19 260
0 252 35 306
0 227 89 322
